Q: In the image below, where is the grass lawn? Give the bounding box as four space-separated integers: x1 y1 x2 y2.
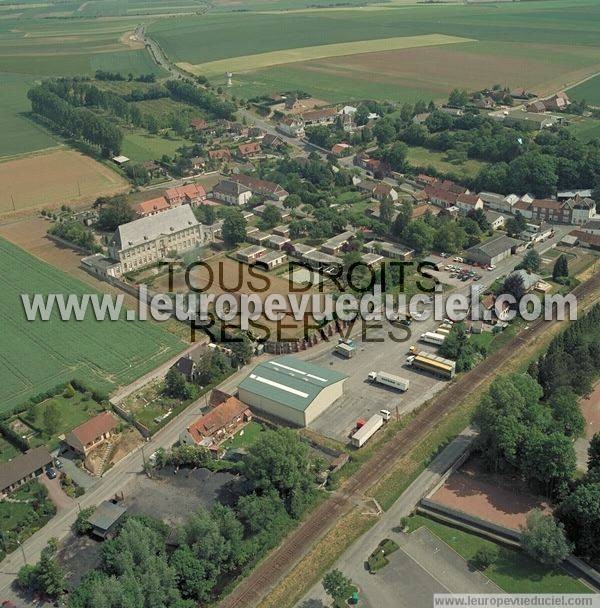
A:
0 438 20 463
567 116 600 142
20 391 105 451
222 421 264 450
0 238 185 413
406 515 593 594
469 331 493 352
405 146 486 178
121 130 188 162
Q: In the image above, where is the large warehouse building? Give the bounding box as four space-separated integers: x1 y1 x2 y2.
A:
237 356 347 427
465 234 520 266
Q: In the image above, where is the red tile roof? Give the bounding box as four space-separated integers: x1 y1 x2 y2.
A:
238 142 261 156
70 412 118 446
185 397 251 444
208 148 231 160
190 118 208 130
134 196 169 216
532 198 564 211
165 183 206 204
457 193 481 206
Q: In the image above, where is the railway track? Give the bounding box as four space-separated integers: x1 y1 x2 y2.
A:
219 271 600 608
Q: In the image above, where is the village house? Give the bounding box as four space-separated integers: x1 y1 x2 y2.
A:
484 210 505 230
171 343 209 382
230 174 289 201
568 195 596 225
190 156 205 171
425 184 459 208
108 206 211 273
254 250 287 270
212 179 253 206
331 142 352 157
179 396 252 455
372 183 398 203
0 447 53 498
165 183 207 207
456 193 483 213
237 141 261 158
298 107 338 126
64 411 119 457
237 244 267 264
479 192 520 214
277 116 305 138
190 118 209 132
262 133 286 148
208 148 232 162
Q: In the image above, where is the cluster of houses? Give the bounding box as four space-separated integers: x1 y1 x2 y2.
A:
0 411 120 499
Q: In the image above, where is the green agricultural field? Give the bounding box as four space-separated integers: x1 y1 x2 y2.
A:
121 130 189 162
568 73 600 105
0 72 60 159
568 116 600 142
0 238 186 413
150 0 600 102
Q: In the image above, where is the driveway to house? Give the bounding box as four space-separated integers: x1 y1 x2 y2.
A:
55 453 97 491
39 476 73 513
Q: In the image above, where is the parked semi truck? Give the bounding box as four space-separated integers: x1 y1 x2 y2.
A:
367 371 410 391
420 331 446 346
351 414 384 448
406 351 456 379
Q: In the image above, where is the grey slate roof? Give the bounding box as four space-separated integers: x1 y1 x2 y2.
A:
214 179 251 197
0 447 53 492
111 205 199 251
466 235 520 258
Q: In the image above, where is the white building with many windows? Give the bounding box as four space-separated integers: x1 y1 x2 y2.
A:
108 205 211 273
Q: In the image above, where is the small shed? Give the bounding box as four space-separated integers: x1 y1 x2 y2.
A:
112 155 130 166
88 501 127 539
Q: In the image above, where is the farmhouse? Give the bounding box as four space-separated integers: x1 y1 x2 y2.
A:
230 174 288 201
237 356 347 427
165 183 206 207
465 235 520 266
298 107 338 126
64 411 119 457
372 183 398 202
179 396 252 453
0 447 53 498
212 179 252 206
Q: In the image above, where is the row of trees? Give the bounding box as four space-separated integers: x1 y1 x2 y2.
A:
165 80 236 120
49 220 99 252
28 86 123 156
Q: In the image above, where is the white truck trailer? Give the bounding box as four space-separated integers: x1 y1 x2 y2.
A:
420 331 446 346
335 342 356 358
351 414 384 448
368 371 410 391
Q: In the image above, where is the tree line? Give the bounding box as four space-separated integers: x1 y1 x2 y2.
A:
165 80 236 120
27 86 123 156
474 303 600 563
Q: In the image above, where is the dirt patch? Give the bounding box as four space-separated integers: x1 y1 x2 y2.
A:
121 30 144 50
431 457 550 531
0 149 129 216
123 467 237 527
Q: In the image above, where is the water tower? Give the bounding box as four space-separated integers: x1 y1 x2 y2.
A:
226 72 233 87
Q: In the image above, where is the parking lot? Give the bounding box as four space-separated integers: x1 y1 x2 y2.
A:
307 319 445 441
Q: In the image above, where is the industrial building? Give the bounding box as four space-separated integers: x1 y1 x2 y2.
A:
464 234 520 266
237 356 347 426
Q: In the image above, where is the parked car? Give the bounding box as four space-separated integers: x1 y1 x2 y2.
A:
46 467 57 479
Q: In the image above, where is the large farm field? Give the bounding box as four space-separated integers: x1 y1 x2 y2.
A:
568 73 600 106
0 149 129 215
150 0 600 103
0 237 185 413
